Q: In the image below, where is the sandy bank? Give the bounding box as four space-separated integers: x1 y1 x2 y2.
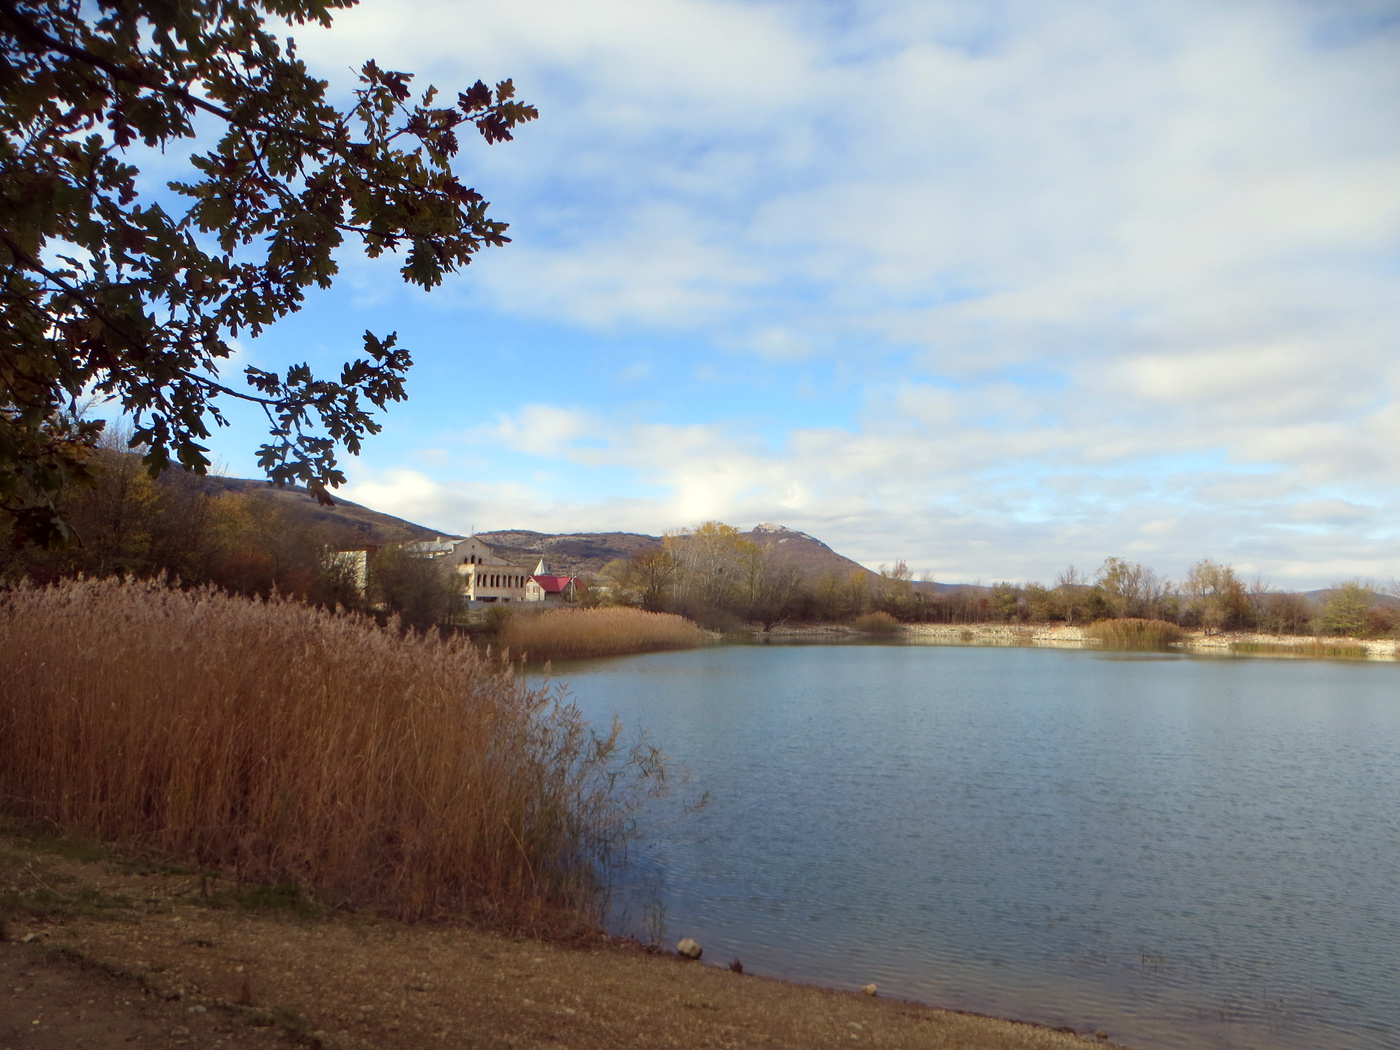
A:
0 833 1125 1049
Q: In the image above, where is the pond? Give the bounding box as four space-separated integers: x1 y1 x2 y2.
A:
537 643 1400 1050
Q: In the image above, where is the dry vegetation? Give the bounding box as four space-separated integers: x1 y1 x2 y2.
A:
1230 639 1370 660
852 611 902 635
497 606 712 662
1083 617 1186 650
0 578 668 925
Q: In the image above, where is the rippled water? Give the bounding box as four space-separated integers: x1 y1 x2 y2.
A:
538 643 1400 1050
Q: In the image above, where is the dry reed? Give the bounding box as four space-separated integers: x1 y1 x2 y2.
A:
1231 640 1369 660
852 611 902 635
1084 617 1186 650
0 578 668 924
497 607 711 662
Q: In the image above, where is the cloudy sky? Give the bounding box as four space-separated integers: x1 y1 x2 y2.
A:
200 0 1400 588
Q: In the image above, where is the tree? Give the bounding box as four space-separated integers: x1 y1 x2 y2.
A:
368 542 462 633
872 560 916 619
1182 558 1250 633
1 0 536 545
601 544 677 612
1093 557 1172 620
1319 580 1374 638
739 540 802 630
665 521 746 612
1052 565 1091 624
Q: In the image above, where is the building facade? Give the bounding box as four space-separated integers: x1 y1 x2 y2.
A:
404 538 576 605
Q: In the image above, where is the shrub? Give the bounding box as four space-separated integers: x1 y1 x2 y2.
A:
852 610 902 635
0 578 668 925
497 606 711 661
1084 617 1185 650
1319 581 1375 638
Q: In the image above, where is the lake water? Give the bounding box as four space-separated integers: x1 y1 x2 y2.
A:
537 643 1400 1050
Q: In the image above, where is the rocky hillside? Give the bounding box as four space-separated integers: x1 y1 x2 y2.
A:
472 530 660 577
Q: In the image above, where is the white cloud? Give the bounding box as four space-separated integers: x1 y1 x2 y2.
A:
286 0 1400 587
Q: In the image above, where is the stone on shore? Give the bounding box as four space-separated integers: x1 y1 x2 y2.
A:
861 983 878 996
676 938 703 959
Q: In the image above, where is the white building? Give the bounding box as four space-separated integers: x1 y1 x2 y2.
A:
404 538 575 605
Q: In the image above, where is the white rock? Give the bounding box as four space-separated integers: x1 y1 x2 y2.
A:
861 983 878 997
676 937 703 959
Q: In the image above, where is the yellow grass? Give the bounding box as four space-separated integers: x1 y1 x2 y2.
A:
852 611 902 635
0 578 667 925
1231 640 1369 660
1084 617 1185 650
497 607 711 662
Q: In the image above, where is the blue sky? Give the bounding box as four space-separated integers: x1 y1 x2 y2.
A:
186 0 1399 588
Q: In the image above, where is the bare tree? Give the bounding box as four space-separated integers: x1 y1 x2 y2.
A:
1182 559 1251 633
1094 557 1173 620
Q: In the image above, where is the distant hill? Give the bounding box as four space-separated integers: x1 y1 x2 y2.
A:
472 530 660 577
207 476 982 589
744 523 984 594
747 523 889 585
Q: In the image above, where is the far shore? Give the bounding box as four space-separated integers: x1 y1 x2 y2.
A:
757 621 1399 660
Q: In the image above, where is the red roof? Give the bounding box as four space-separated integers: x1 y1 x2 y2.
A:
532 574 575 594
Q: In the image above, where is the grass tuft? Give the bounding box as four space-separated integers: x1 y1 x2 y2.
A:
236 882 323 918
498 606 711 661
1084 618 1185 650
0 577 669 925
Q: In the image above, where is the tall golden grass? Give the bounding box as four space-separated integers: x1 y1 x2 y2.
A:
1084 617 1186 650
497 607 711 662
852 611 902 635
0 578 667 924
1231 640 1369 660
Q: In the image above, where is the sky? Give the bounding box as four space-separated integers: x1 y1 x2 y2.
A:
185 0 1400 588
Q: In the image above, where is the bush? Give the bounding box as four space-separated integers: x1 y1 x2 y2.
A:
497 606 712 661
852 611 902 635
1084 617 1185 650
1319 581 1375 638
0 578 667 925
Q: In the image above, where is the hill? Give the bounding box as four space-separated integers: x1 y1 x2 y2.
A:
210 476 979 588
472 529 659 577
476 522 900 583
202 476 443 543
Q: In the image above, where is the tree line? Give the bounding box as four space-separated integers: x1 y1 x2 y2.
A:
0 437 470 631
5 467 1395 640
595 523 1399 639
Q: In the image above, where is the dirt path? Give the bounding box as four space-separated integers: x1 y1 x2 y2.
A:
1 835 1124 1050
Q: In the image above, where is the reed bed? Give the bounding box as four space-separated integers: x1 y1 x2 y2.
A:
1084 617 1186 650
0 577 667 925
852 611 902 635
1231 640 1370 660
497 607 711 662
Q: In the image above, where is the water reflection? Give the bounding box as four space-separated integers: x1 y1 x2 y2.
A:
537 645 1400 1050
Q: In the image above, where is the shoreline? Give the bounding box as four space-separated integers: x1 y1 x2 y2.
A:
758 621 1399 660
1 831 1127 1049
